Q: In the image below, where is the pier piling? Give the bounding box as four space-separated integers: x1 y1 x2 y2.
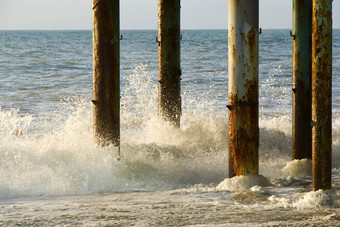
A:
227 0 259 177
292 0 313 160
158 0 181 127
92 0 120 149
312 0 332 191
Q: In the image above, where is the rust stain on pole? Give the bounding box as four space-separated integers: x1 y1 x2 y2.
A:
292 0 312 160
92 0 120 148
312 0 332 191
158 0 181 128
228 0 259 177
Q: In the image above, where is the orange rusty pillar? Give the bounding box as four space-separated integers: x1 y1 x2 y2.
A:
312 0 332 191
227 0 259 177
292 0 313 160
92 0 120 150
157 0 181 127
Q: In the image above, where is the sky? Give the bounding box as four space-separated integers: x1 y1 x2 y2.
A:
0 0 339 30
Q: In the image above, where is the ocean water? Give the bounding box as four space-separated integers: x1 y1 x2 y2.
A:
0 29 339 226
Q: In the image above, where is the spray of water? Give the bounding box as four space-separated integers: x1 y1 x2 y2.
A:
0 65 339 209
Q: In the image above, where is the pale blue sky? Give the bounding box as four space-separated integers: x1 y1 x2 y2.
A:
0 0 339 30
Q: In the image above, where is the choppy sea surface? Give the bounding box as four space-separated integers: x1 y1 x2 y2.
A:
0 29 339 226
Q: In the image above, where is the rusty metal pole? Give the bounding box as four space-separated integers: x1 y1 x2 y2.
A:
92 0 120 149
292 0 313 160
158 0 181 128
227 0 259 177
312 0 332 191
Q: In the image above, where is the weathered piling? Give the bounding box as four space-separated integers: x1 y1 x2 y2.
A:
227 0 259 177
92 0 120 149
312 0 332 191
292 0 313 160
158 0 181 127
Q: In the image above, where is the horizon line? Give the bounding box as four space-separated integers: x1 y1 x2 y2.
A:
1 28 340 31
1 27 340 31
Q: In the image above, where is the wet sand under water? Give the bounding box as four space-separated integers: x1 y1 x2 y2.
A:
0 188 339 226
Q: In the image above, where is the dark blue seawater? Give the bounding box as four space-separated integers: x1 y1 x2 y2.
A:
0 30 339 119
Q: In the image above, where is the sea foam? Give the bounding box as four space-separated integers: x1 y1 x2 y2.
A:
283 159 312 176
217 175 271 191
294 189 338 209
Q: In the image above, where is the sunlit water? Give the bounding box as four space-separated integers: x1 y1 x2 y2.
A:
0 30 339 226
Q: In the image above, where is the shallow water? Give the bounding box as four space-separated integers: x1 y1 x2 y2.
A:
0 30 339 226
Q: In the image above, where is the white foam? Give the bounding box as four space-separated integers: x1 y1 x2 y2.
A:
260 115 292 136
283 159 312 176
0 102 230 198
294 189 338 209
0 64 339 201
268 195 291 207
217 175 271 191
0 107 33 138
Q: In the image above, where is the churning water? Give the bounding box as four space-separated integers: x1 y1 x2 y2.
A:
0 30 339 226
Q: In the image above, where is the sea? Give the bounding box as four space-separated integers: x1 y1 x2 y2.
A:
0 29 339 226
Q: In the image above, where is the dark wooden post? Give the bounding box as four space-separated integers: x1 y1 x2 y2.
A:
227 0 259 177
312 0 332 191
158 0 181 127
292 0 313 160
92 0 120 150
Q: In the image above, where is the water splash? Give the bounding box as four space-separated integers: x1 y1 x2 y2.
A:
0 64 339 205
0 107 33 138
283 159 312 177
294 189 339 209
217 175 271 191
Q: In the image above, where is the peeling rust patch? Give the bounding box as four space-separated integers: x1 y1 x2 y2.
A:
228 94 259 177
247 29 257 65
